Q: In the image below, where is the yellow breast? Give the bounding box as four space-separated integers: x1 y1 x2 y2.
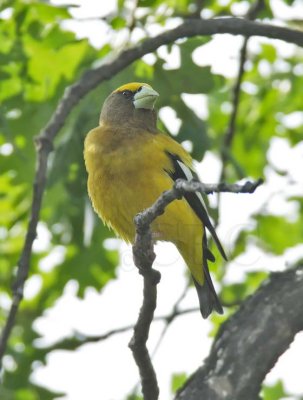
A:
84 125 199 242
84 124 204 283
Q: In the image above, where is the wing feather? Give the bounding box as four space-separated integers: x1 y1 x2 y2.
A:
165 152 227 261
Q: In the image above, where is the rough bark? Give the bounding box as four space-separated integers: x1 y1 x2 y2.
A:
175 265 303 400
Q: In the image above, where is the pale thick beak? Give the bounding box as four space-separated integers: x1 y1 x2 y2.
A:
133 86 159 110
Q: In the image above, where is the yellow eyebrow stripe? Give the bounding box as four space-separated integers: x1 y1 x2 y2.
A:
114 82 152 93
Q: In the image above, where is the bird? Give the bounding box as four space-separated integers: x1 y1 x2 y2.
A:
84 82 227 318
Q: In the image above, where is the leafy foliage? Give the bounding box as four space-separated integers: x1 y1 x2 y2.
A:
0 0 302 398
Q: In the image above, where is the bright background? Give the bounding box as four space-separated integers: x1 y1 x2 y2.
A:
1 0 303 399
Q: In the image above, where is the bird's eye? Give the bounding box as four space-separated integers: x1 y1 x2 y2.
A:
122 90 133 99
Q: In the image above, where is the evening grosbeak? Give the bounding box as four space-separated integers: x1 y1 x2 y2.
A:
84 82 227 318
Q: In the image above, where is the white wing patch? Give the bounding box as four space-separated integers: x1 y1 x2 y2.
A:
176 160 193 180
176 160 208 210
196 190 208 210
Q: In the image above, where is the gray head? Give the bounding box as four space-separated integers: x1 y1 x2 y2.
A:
99 82 159 132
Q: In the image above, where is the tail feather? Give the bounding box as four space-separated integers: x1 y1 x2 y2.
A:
193 276 223 319
194 233 223 319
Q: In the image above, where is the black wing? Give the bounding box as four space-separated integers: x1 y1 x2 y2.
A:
165 152 227 261
165 152 225 318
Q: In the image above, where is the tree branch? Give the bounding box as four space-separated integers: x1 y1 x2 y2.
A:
129 179 262 399
36 297 239 352
128 283 192 398
39 307 199 352
133 179 263 231
39 17 303 146
0 137 53 368
220 36 249 181
175 264 303 400
129 222 160 400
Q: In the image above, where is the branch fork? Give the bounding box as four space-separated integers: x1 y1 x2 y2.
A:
130 179 263 400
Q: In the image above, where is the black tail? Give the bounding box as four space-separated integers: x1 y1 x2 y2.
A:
193 275 223 319
193 233 224 319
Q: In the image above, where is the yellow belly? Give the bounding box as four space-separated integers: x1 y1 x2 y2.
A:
84 126 204 284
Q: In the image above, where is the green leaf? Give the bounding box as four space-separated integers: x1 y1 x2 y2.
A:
24 39 90 101
261 44 277 63
261 380 287 400
254 215 303 255
111 16 127 29
221 272 268 305
21 2 70 27
138 0 160 7
118 0 125 10
127 394 143 400
171 372 187 393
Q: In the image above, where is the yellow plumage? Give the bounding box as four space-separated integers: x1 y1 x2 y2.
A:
85 126 203 282
84 82 225 318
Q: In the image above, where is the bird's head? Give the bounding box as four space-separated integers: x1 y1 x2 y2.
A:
99 82 159 132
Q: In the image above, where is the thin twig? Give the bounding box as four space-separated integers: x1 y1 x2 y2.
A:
220 0 265 181
246 0 265 20
0 137 53 368
39 299 240 352
220 36 249 181
215 0 265 233
131 179 263 240
41 307 198 352
151 281 191 357
40 298 241 354
129 179 262 399
127 0 139 32
190 0 204 18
